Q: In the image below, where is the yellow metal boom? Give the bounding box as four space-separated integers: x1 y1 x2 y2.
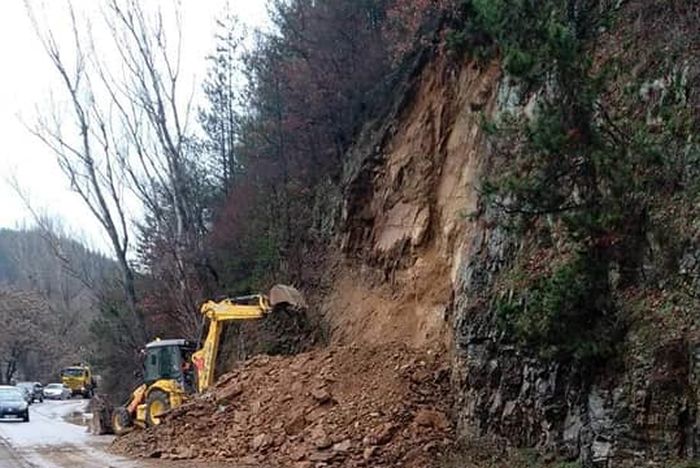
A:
110 285 304 435
191 295 272 392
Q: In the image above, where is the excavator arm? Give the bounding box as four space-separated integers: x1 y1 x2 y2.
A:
191 295 270 392
191 285 305 392
108 285 305 435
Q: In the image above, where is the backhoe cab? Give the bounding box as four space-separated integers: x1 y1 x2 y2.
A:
111 285 305 435
112 339 196 434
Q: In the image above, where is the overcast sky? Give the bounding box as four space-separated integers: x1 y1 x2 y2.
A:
0 0 267 253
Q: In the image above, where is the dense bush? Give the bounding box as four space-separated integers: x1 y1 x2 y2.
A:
497 252 619 363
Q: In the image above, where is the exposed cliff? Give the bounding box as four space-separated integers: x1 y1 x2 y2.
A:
321 52 501 350
326 1 700 466
112 2 699 466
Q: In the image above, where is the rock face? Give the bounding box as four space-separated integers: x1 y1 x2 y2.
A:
453 211 700 466
318 18 700 464
447 2 700 465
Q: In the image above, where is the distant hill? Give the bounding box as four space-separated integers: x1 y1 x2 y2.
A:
0 227 118 382
0 227 116 293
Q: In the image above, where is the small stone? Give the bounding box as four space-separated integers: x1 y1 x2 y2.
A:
423 441 437 452
289 446 308 461
216 383 242 403
410 368 430 383
251 433 272 451
372 423 396 444
309 425 332 449
308 450 335 462
305 406 329 422
239 455 258 465
363 447 377 460
332 439 352 452
256 356 271 366
414 409 449 430
311 387 332 404
285 411 309 435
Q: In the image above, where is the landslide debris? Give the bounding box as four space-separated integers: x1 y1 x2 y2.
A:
112 344 453 467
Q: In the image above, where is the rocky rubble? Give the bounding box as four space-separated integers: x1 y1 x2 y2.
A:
112 344 453 467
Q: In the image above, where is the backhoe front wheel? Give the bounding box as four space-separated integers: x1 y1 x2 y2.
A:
111 406 133 435
145 390 170 427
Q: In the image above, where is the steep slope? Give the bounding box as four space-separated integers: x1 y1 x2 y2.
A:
326 1 700 466
321 55 501 349
112 2 700 466
450 1 700 466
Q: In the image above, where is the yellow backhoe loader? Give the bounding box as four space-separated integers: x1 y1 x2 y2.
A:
110 285 306 435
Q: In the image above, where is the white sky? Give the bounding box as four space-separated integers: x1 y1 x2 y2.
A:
0 0 268 253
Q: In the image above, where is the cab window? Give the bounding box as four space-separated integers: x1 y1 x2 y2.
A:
143 346 182 383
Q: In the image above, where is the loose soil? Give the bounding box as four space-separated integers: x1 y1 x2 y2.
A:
112 343 452 467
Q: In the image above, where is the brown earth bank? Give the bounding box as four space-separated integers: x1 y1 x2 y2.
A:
111 343 454 467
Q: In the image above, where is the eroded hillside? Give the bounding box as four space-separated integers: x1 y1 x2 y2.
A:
322 55 501 350
113 1 700 467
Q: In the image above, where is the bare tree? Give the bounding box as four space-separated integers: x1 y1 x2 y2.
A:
98 0 208 337
27 0 211 338
8 179 109 293
25 2 144 341
0 290 61 384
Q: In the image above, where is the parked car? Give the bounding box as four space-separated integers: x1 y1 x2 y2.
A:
16 382 43 403
14 385 32 405
43 383 72 400
0 386 29 422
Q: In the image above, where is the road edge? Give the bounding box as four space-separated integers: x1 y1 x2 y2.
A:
0 432 34 468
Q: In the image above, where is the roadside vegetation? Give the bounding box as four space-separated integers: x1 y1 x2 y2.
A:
444 0 700 368
11 0 447 399
5 3 698 465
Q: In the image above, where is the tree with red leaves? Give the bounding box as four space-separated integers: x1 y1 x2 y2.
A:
204 0 396 290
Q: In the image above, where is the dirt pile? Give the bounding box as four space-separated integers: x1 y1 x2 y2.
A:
215 303 321 374
112 344 453 467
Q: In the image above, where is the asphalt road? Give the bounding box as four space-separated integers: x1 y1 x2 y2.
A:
0 399 139 468
0 400 249 468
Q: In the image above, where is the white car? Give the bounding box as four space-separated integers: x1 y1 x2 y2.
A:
43 383 72 400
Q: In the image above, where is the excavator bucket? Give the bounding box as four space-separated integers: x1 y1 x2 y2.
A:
268 284 307 311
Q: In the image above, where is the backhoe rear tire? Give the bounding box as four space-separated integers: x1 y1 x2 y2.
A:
111 406 133 436
145 390 170 427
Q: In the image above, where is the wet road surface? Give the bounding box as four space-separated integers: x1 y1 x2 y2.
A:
0 399 249 468
0 399 138 467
